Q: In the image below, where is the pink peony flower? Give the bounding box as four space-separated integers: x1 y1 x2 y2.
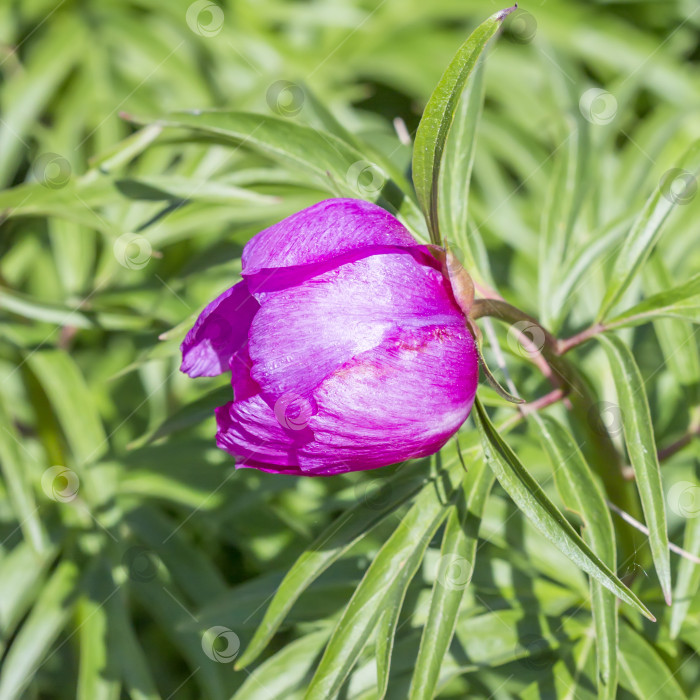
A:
180 198 479 475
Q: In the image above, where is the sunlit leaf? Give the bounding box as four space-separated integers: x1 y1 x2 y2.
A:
599 334 672 604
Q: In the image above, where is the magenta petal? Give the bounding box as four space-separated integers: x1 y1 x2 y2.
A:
247 251 465 399
300 325 478 473
215 397 313 470
241 199 417 279
180 280 259 377
229 344 260 402
215 324 478 476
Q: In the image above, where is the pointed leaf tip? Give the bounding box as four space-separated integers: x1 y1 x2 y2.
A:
497 4 518 21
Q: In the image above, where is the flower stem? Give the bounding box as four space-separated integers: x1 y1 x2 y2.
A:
558 322 606 354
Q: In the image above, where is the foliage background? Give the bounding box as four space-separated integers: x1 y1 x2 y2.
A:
0 0 699 698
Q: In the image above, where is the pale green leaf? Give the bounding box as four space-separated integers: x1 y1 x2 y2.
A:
599 334 672 603
409 458 493 700
412 7 513 244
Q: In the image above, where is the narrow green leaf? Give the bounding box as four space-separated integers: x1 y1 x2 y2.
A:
472 397 653 620
0 394 48 552
130 582 225 700
0 285 149 330
409 458 494 700
532 415 618 700
87 123 163 172
599 334 672 604
0 16 84 186
618 623 687 700
606 272 700 329
77 572 121 700
233 628 331 700
598 139 700 320
520 633 597 700
539 125 584 329
125 506 227 606
412 6 514 244
130 111 427 241
549 217 629 330
235 455 461 669
105 586 162 700
305 454 465 700
374 587 403 700
670 513 700 639
27 350 108 466
438 58 484 272
644 255 700 405
0 559 79 700
0 542 57 652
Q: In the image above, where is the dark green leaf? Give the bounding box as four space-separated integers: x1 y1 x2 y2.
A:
472 397 653 619
532 415 618 700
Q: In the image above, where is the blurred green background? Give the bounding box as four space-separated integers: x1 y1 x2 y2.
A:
1 0 699 698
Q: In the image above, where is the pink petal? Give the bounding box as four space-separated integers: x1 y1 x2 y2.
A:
241 199 418 280
229 344 260 402
215 324 478 475
247 251 464 399
215 396 313 470
180 280 259 377
301 324 478 473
